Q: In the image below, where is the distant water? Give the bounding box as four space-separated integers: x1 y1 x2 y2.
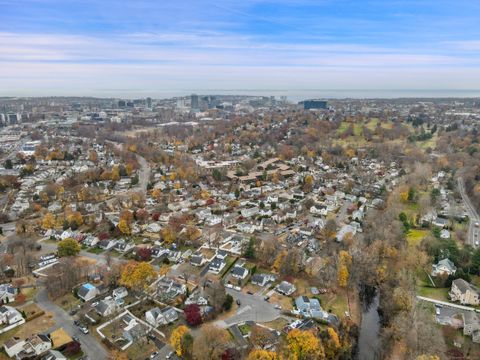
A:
100 89 480 102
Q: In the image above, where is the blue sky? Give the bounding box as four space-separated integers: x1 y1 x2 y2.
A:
1 0 480 98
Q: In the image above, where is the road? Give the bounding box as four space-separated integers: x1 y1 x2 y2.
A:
214 288 282 328
36 287 108 360
457 178 480 247
134 153 150 194
416 295 480 312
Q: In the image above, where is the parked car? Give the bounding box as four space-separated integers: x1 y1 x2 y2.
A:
247 291 253 295
274 304 282 310
166 352 174 359
236 299 241 306
79 326 89 334
264 296 270 302
150 352 158 359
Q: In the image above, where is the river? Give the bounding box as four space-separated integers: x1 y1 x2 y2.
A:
357 286 381 360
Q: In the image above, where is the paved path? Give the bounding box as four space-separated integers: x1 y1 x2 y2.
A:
36 287 108 360
416 295 480 312
458 178 480 247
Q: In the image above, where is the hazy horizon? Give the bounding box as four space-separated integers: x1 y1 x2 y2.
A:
1 1 480 97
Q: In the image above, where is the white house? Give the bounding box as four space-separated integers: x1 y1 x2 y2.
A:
112 287 128 299
0 284 17 303
145 307 178 327
431 258 457 277
77 283 99 302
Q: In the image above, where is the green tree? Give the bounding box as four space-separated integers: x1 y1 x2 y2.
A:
57 238 81 257
244 237 256 259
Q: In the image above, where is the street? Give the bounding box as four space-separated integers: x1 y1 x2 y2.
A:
457 178 480 247
36 287 108 360
214 288 282 328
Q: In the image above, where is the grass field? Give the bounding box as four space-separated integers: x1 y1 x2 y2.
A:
417 286 449 301
407 229 428 248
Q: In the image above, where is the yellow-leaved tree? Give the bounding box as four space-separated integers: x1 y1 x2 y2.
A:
119 261 156 292
286 329 324 360
170 325 189 356
337 250 352 288
42 213 55 230
247 349 278 360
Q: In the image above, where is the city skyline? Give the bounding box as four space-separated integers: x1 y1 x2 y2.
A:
1 0 480 97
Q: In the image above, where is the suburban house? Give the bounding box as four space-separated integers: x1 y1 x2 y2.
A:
157 277 187 300
209 256 227 274
77 283 99 302
4 337 26 358
112 287 128 299
295 296 327 319
276 281 296 296
95 298 119 317
145 306 179 327
251 273 275 287
97 239 117 250
230 265 249 280
0 305 23 326
462 311 480 343
431 258 457 277
190 254 205 267
449 279 480 305
13 334 52 359
122 321 145 343
0 284 17 303
42 349 68 360
433 217 448 228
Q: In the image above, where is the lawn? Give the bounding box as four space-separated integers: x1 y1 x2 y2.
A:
87 247 104 254
318 290 350 318
54 293 81 312
417 286 449 301
407 229 428 248
260 318 290 331
238 323 252 336
0 311 56 345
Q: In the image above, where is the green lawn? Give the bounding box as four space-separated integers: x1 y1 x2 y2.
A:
87 247 104 254
407 229 428 248
238 323 252 336
417 286 449 301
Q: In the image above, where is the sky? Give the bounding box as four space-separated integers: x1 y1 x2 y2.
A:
1 0 480 99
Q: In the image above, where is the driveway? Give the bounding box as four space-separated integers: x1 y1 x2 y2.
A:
36 288 108 360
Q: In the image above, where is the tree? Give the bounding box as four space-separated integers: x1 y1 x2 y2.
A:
204 280 227 313
247 350 278 360
337 250 352 288
286 329 324 360
170 325 190 356
119 261 156 292
42 213 55 230
4 159 12 169
108 350 128 360
57 238 81 257
193 325 230 360
118 218 131 235
244 237 255 259
184 304 202 326
136 247 152 262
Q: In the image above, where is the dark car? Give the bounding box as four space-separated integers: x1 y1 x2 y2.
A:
73 320 80 326
263 296 270 302
247 291 253 295
236 299 241 306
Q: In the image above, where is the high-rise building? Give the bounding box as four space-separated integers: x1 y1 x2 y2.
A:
191 94 199 109
146 97 152 108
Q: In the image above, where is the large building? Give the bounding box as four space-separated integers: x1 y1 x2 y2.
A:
191 94 199 109
301 99 328 110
